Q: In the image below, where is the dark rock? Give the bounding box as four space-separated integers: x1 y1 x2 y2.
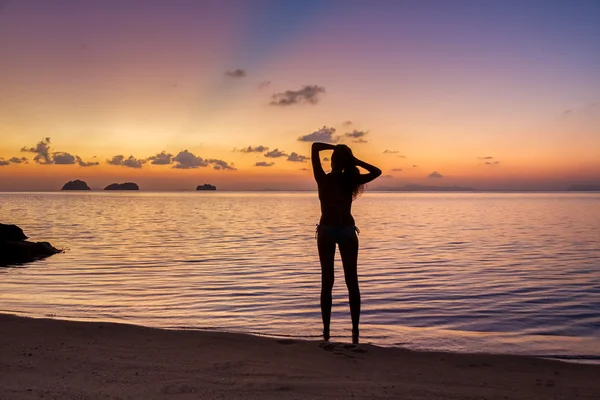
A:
196 183 216 191
0 224 61 266
104 182 139 191
61 180 91 190
0 223 28 241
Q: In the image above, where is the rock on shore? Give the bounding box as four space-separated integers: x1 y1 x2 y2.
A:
0 224 61 266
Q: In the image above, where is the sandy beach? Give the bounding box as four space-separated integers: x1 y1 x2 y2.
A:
0 314 598 399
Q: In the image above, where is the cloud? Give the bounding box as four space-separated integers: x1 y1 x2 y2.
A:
0 159 9 166
383 149 406 158
107 155 146 168
9 157 27 164
300 168 309 171
52 152 76 165
257 81 271 89
20 138 96 166
148 151 173 165
76 156 99 167
342 120 353 127
478 156 494 160
297 126 337 143
287 152 309 162
412 165 418 168
255 161 275 167
345 130 367 138
485 161 501 165
224 69 246 78
392 168 403 172
428 171 444 179
172 150 208 169
21 137 52 164
238 145 269 153
264 148 288 158
207 158 236 171
344 130 369 144
564 109 573 114
270 85 325 106
323 157 330 161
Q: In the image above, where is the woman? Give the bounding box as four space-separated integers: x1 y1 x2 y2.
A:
312 142 381 344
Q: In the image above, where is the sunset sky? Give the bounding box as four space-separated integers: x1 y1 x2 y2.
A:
0 0 599 191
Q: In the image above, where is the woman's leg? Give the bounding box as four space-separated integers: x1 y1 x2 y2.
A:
339 232 360 344
317 229 336 341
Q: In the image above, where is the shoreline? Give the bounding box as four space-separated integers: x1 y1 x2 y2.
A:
1 313 599 399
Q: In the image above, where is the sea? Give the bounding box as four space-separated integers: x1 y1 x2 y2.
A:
1 191 599 362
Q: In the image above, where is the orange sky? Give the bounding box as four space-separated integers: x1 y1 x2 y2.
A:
1 1 599 191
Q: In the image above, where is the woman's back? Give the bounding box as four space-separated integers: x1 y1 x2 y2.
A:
317 172 355 226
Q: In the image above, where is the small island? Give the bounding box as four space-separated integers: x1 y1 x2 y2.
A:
196 184 216 191
61 180 91 190
104 182 139 191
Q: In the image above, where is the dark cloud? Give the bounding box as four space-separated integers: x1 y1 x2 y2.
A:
224 69 246 78
258 81 271 89
255 161 275 167
345 130 367 138
287 152 309 162
52 152 76 165
76 156 99 167
323 157 330 161
207 159 236 171
148 151 173 165
300 168 309 171
485 161 501 165
428 171 444 179
21 138 95 166
412 165 418 168
21 137 52 164
478 156 494 160
9 157 27 164
345 130 369 143
383 150 405 158
564 109 573 114
392 168 403 172
238 145 269 153
264 148 288 158
172 150 208 169
297 126 337 143
107 155 146 169
270 85 325 106
342 120 353 127
0 159 9 166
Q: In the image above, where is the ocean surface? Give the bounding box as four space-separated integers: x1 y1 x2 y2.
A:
1 192 599 360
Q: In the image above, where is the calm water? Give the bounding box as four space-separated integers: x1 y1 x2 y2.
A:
1 192 599 360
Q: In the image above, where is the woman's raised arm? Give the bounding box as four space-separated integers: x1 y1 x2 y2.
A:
311 142 336 181
354 157 382 184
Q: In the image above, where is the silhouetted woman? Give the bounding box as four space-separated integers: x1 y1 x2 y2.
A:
312 142 382 344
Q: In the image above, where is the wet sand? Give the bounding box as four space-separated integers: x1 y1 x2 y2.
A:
1 313 599 399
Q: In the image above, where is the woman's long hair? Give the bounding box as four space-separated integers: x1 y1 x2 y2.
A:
331 145 365 200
